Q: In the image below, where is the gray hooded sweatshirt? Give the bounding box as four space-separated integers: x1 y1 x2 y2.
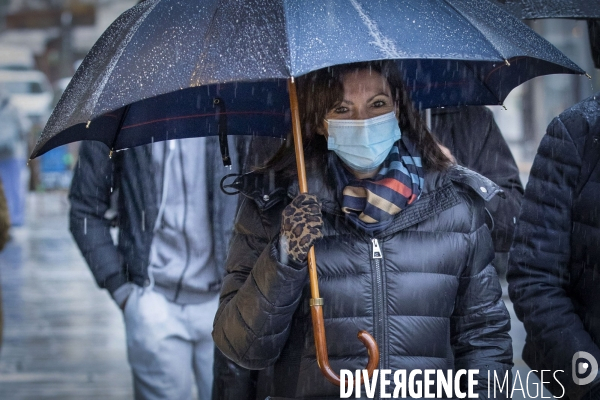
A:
113 138 222 306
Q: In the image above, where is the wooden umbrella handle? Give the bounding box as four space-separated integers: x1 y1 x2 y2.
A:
288 78 380 386
308 247 380 386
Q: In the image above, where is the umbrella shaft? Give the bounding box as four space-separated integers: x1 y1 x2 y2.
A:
288 78 320 298
288 79 309 194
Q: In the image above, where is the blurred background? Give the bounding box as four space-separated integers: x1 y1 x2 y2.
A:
0 0 598 399
0 0 137 195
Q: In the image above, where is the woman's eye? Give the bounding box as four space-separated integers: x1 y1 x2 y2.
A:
334 106 348 114
372 100 386 107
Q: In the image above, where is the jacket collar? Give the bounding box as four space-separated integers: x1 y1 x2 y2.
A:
229 157 501 235
447 164 504 201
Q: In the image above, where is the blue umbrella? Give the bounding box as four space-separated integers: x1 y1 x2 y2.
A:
30 0 585 159
29 0 586 386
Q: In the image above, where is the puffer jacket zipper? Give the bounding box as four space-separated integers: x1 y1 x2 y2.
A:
371 237 386 400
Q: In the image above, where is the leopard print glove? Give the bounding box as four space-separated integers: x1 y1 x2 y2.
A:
280 193 324 264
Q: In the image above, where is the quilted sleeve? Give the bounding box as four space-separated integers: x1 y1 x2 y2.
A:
451 193 513 399
212 196 308 369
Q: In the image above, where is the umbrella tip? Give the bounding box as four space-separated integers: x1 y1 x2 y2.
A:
109 149 113 159
502 104 507 110
27 159 31 166
585 72 592 80
86 120 91 128
504 59 510 66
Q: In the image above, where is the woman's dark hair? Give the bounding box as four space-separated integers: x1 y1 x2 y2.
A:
259 60 451 176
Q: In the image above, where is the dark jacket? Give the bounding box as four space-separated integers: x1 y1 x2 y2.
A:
508 92 600 400
213 154 513 399
69 138 241 298
431 106 524 254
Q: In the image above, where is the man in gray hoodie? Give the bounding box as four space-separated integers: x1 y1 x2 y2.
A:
70 136 242 399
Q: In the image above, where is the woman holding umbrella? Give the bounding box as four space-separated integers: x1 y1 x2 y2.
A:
214 60 512 399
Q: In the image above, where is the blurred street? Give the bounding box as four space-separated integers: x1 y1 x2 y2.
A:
0 191 132 399
0 191 553 399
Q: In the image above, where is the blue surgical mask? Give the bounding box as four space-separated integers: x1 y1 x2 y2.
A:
326 111 401 173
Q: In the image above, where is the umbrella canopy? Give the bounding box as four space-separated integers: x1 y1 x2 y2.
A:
30 0 585 158
499 0 600 19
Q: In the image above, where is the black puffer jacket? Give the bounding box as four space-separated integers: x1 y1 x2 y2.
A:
508 92 600 400
213 156 513 399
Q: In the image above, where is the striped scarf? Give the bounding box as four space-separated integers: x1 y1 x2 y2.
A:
335 138 424 234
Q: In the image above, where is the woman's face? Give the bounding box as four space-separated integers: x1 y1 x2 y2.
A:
320 68 396 137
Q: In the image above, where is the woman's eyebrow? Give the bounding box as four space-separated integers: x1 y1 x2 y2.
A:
367 92 391 102
340 92 390 105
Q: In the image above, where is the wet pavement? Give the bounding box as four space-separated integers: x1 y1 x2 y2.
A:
0 192 132 399
0 191 553 399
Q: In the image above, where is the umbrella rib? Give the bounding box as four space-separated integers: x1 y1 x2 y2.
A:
441 0 510 105
349 0 405 58
461 60 503 105
193 0 292 81
90 1 161 118
275 0 293 77
190 1 223 85
441 0 508 63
